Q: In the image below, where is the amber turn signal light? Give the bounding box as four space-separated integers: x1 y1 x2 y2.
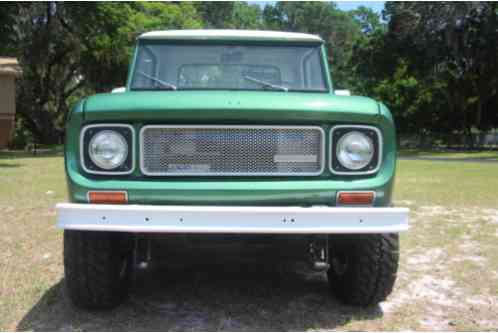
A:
337 191 375 206
88 191 128 204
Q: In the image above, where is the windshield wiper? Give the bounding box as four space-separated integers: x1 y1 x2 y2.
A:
136 71 177 90
243 76 288 92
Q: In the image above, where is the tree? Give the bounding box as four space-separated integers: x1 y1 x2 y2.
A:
75 2 202 92
3 1 496 147
1 2 202 144
383 2 498 144
194 2 262 29
350 2 498 146
351 6 385 34
194 2 235 28
2 3 88 143
262 2 364 88
231 2 263 29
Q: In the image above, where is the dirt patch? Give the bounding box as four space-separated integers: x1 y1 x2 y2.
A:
381 274 462 314
394 200 416 206
381 205 498 330
459 239 481 252
417 205 451 217
451 255 487 267
410 275 463 307
482 209 498 224
466 294 498 307
42 208 56 217
0 205 15 213
418 306 452 331
415 206 498 227
407 248 446 267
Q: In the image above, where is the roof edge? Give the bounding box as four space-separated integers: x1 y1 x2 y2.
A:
138 29 323 43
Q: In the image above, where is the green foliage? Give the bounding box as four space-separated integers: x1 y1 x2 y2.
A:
1 2 203 143
77 2 202 92
194 2 263 29
351 2 498 146
0 3 17 55
262 2 364 88
1 1 497 146
351 6 385 34
194 2 235 28
231 2 264 29
9 118 34 149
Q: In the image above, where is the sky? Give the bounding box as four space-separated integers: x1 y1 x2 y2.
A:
335 1 385 13
251 1 386 14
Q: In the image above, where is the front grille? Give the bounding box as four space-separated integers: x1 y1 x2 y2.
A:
140 125 324 176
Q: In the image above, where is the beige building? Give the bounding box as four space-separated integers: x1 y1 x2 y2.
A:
0 57 21 148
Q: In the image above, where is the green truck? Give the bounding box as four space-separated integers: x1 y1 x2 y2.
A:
56 30 409 309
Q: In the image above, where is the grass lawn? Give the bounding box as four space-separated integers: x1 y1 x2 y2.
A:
399 148 498 160
1 151 497 331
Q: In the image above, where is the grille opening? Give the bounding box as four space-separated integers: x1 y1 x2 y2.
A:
140 126 324 176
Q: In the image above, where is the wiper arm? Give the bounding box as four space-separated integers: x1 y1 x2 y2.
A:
136 71 177 90
243 75 288 92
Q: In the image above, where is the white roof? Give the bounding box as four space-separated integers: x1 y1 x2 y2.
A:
138 30 323 43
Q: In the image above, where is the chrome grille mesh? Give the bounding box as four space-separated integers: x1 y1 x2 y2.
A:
140 126 324 176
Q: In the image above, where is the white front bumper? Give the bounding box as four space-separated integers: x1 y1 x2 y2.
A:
56 203 409 234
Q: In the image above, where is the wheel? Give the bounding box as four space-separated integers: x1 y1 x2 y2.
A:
64 230 133 309
327 233 399 307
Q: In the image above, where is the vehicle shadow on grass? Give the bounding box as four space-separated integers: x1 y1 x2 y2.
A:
18 242 383 331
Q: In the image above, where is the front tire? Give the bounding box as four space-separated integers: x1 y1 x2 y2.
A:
64 230 133 309
327 234 399 307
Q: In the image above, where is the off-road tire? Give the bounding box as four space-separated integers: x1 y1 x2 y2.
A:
64 230 133 309
327 233 399 307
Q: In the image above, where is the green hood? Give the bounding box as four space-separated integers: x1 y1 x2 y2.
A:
82 91 381 124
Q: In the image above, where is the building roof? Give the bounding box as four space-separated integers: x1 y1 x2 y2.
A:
0 57 21 77
138 29 323 43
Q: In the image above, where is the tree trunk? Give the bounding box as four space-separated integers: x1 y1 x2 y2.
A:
464 126 474 149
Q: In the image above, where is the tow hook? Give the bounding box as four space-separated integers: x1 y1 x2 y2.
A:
308 236 330 271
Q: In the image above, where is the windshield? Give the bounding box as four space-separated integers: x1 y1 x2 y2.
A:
130 43 328 92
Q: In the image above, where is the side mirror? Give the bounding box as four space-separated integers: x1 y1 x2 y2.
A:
111 87 126 93
334 89 351 96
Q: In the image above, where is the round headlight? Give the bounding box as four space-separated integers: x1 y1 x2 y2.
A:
336 131 374 170
88 130 128 170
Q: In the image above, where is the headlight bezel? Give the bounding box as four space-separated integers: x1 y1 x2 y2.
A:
330 125 382 175
80 124 135 175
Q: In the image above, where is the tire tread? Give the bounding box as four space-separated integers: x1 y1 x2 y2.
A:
64 230 131 309
328 233 399 307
